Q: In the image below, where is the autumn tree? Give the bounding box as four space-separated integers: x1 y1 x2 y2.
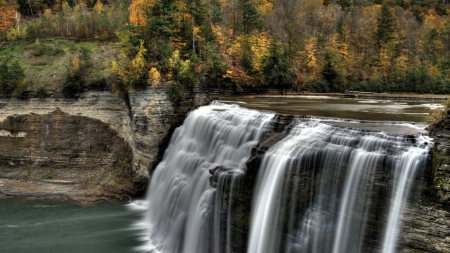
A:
0 0 17 38
112 40 148 94
129 0 154 26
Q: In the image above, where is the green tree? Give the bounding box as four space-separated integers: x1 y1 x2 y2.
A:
375 3 396 49
149 0 178 40
321 51 344 92
262 40 296 88
336 0 351 11
238 0 263 35
0 61 25 97
241 39 254 73
211 0 223 24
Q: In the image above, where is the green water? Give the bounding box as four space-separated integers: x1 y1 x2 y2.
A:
0 199 142 253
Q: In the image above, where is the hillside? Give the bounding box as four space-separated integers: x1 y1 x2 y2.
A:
0 39 118 98
1 0 450 97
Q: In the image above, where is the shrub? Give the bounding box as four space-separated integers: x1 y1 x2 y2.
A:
61 69 85 98
34 85 48 98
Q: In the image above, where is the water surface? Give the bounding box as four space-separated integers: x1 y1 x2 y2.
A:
221 96 444 134
0 199 141 253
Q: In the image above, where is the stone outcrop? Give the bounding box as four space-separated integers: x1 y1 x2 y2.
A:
0 88 210 202
398 111 450 252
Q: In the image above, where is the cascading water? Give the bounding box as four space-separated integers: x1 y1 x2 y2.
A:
135 101 430 253
136 102 275 253
247 119 430 253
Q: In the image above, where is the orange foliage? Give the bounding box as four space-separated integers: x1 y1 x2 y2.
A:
229 66 255 87
129 0 155 26
0 4 16 33
428 8 441 29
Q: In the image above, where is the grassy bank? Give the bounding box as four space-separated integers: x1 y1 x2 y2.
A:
0 39 119 97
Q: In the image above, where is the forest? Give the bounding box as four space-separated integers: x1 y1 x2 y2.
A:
1 0 450 99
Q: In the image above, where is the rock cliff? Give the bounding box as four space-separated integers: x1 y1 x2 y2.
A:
398 111 450 253
0 88 210 202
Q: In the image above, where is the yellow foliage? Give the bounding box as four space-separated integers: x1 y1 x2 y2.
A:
223 70 233 79
303 38 319 79
393 54 408 74
6 26 18 41
148 67 161 87
180 59 190 77
130 41 147 72
255 0 273 17
249 33 272 71
112 60 120 73
129 0 155 26
94 0 104 14
73 57 80 70
168 50 180 70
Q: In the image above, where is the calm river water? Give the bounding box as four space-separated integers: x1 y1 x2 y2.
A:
0 96 445 253
221 96 444 134
0 199 142 253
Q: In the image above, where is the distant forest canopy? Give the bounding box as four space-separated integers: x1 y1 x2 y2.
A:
1 0 450 97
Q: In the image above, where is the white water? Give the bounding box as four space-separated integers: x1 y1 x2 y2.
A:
247 119 431 253
381 147 428 253
138 102 275 253
135 102 430 253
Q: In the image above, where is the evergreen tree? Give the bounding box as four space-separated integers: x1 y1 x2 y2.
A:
149 0 178 40
241 39 254 73
238 0 263 35
211 0 223 24
0 61 26 98
375 3 396 49
336 0 351 11
203 43 227 86
321 52 343 92
262 40 296 88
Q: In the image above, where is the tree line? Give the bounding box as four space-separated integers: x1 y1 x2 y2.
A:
1 0 450 96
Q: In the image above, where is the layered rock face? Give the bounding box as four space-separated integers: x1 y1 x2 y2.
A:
0 88 209 201
398 112 450 253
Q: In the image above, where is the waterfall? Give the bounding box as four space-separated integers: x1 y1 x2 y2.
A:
138 102 275 253
136 102 430 253
247 119 430 253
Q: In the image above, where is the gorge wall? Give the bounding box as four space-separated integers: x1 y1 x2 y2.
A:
0 89 449 252
0 88 210 202
399 112 450 253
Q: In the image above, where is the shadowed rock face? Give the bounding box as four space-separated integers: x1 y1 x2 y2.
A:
0 110 136 202
397 111 450 253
